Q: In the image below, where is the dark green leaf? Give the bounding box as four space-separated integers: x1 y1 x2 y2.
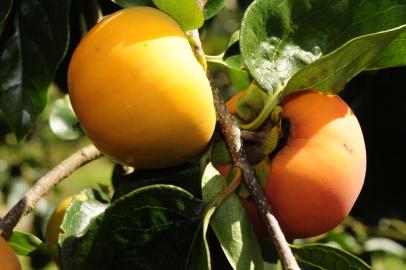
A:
49 96 81 140
240 0 406 94
112 0 151 8
65 185 206 270
0 0 70 140
292 244 371 270
112 162 202 200
187 235 211 270
284 26 406 95
211 139 231 165
152 0 204 30
202 163 264 270
368 31 406 70
0 0 13 36
204 0 225 20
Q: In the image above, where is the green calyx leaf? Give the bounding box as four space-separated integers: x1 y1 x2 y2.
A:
235 82 267 123
238 156 270 199
152 0 204 30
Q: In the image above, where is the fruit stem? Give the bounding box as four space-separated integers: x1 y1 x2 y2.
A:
241 88 283 131
0 145 102 239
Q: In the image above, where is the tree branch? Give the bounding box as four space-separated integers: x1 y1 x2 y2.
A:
0 144 102 239
187 29 300 270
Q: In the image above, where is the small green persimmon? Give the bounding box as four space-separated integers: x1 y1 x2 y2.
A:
68 7 216 169
218 90 366 239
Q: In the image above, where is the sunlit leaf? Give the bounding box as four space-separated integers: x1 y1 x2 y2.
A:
201 163 264 270
152 0 204 30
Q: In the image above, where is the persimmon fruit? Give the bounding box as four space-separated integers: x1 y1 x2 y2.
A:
0 236 21 270
220 90 366 239
68 7 216 169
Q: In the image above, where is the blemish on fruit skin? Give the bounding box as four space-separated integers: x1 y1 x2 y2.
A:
343 143 353 153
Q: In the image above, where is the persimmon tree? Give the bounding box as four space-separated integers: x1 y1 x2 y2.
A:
0 0 405 269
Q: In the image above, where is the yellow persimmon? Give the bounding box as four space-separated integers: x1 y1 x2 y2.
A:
68 7 216 168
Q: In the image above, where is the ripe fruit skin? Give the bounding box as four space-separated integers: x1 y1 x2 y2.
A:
222 90 366 239
46 194 87 245
0 236 21 270
68 7 216 169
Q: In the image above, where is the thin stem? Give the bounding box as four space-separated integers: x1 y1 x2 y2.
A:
0 145 102 239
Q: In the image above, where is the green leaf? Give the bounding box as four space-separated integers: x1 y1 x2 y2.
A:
0 0 12 36
0 0 71 140
368 31 406 70
284 25 406 95
202 163 264 270
292 244 372 270
240 0 406 94
152 0 204 31
187 235 211 270
8 231 58 257
224 55 251 91
49 96 81 140
204 0 225 20
8 231 42 256
112 0 151 8
65 185 206 269
9 232 59 259
59 190 110 246
211 139 231 165
112 162 201 200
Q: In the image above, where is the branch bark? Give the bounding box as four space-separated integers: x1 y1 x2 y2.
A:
0 144 102 239
187 29 300 270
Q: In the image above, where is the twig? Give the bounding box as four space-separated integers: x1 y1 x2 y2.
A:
187 29 300 270
0 144 102 239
